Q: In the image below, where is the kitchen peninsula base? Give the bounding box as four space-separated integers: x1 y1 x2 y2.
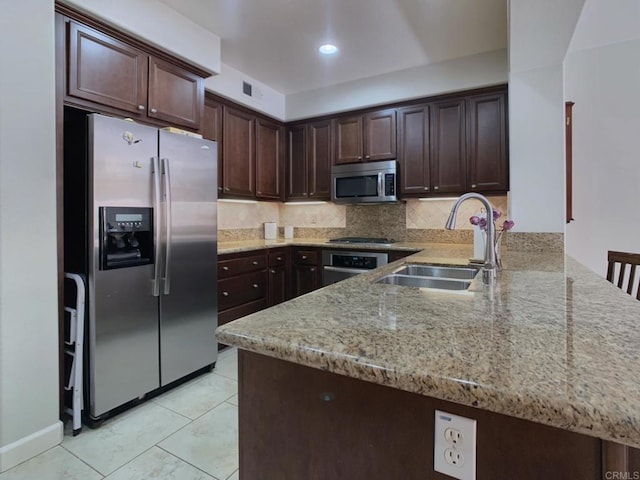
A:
237 351 637 480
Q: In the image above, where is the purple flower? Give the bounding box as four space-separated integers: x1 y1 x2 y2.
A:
492 209 502 221
478 217 488 230
469 215 480 226
502 220 515 231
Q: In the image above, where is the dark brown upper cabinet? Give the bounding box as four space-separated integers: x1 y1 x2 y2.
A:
398 87 509 198
286 120 333 201
256 118 284 200
218 104 284 200
431 99 467 193
202 97 223 193
334 109 396 164
64 19 205 131
467 91 508 192
398 105 431 195
223 106 256 197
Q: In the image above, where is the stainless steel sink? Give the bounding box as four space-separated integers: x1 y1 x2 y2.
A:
393 264 479 280
376 274 472 290
374 263 480 291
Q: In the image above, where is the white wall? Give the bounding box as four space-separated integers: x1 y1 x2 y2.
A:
286 49 508 121
206 63 286 121
0 0 62 472
507 0 585 234
564 0 640 276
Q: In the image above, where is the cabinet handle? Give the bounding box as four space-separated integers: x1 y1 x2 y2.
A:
222 291 229 297
222 266 229 271
150 108 157 113
137 105 145 111
434 186 439 190
252 261 259 265
253 284 259 288
471 184 477 188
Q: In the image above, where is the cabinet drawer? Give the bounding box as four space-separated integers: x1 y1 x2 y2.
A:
218 271 267 311
218 254 267 279
293 250 319 266
268 250 287 268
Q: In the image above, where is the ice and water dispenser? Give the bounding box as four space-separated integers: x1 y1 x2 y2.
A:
99 207 153 270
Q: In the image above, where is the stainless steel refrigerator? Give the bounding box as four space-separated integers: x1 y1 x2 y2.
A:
64 112 217 422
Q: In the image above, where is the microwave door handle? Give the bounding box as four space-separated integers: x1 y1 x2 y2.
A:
161 158 173 295
378 172 384 197
152 157 162 297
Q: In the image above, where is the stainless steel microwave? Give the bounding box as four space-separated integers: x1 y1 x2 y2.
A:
331 160 398 204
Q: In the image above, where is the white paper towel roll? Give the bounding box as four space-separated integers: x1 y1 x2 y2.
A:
264 222 277 240
284 226 294 239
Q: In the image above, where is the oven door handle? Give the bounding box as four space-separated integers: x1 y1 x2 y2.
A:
323 266 371 275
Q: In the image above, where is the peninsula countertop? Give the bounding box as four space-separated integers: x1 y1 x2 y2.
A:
218 238 424 255
215 244 640 449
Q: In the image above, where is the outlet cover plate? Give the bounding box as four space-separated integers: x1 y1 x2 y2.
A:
434 410 477 480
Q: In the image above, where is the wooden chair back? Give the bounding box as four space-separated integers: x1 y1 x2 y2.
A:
607 250 640 300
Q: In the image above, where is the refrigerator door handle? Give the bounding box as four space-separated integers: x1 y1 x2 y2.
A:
161 157 173 295
152 156 162 297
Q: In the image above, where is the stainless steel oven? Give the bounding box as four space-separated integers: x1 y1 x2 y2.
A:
322 250 389 286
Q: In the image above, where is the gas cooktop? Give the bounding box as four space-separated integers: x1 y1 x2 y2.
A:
327 237 396 245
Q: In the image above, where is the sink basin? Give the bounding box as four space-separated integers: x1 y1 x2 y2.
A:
376 274 472 290
374 263 480 291
393 264 479 280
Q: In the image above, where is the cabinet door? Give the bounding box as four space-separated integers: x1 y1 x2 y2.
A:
334 116 363 164
398 105 430 196
467 92 508 192
256 118 284 200
364 109 397 161
203 98 223 194
268 266 288 306
293 265 320 297
223 107 255 197
286 124 308 200
148 56 203 130
67 21 147 115
307 120 333 199
431 99 467 193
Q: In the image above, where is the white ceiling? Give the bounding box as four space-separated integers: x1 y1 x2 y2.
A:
158 0 508 95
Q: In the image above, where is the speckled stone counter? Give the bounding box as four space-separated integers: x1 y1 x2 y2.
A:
218 238 427 255
216 244 640 449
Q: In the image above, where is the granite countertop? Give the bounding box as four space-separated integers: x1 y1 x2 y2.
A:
218 238 425 254
216 243 640 449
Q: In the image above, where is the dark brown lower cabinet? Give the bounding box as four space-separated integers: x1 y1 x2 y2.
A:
291 248 321 297
238 351 628 480
267 248 290 306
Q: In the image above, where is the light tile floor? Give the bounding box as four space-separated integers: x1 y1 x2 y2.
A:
0 348 240 480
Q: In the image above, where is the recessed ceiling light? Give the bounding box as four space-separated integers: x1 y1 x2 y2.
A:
318 44 338 55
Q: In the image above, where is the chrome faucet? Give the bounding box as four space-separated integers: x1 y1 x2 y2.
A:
445 193 496 283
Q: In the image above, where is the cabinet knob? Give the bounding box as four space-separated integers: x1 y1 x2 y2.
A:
358 156 362 160
257 191 262 194
224 187 230 191
303 193 308 197
270 269 276 274
150 108 158 113
424 187 429 191
309 193 314 196
222 291 229 297
252 261 259 265
301 255 307 260
310 267 316 272
222 266 229 271
471 184 477 188
365 155 370 159
252 284 259 288
218 187 223 191
434 186 439 190
276 257 282 261
137 105 145 111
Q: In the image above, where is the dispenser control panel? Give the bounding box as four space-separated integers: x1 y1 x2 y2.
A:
99 206 153 270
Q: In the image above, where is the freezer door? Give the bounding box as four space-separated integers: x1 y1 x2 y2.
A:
158 130 218 385
88 114 160 417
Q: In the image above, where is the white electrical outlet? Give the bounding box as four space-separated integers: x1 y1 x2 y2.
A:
434 410 477 480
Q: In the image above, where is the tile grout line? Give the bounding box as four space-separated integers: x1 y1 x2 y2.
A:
155 445 223 480
59 443 107 478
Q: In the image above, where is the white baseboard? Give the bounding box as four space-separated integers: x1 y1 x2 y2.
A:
0 421 63 472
